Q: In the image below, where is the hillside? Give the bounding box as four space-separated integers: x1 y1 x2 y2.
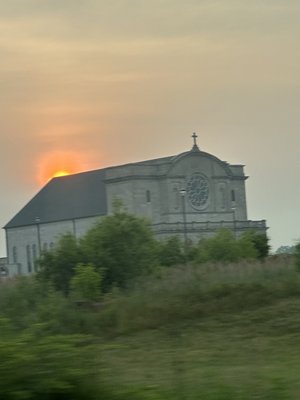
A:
1 255 300 399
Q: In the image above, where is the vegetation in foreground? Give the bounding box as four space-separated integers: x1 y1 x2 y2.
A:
1 255 300 399
1 211 300 399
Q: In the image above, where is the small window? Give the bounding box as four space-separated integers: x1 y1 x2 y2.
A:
26 245 32 273
32 244 37 261
43 242 48 252
146 190 151 203
32 244 38 272
173 186 180 210
231 189 236 202
50 242 54 250
220 186 226 209
12 246 18 264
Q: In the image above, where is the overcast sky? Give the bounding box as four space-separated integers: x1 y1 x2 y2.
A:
1 0 300 255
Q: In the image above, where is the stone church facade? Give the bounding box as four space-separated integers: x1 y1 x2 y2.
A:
3 135 267 277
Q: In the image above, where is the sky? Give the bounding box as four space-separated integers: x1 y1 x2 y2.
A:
1 0 300 255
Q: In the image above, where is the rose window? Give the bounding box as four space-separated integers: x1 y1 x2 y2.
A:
187 174 209 209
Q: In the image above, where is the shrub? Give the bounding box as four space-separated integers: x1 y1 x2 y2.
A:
70 263 102 302
195 229 258 264
159 236 185 266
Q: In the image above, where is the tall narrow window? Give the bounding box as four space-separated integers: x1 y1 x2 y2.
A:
32 244 37 272
12 246 18 264
173 186 180 210
43 242 48 252
32 244 37 261
231 189 236 202
26 245 32 273
146 190 151 203
220 186 226 209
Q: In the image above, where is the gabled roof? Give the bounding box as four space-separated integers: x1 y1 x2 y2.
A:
5 169 107 229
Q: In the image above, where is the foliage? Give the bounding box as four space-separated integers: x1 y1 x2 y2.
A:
1 255 300 399
276 245 295 255
0 319 100 400
81 211 159 290
97 256 299 334
159 236 185 266
37 233 83 295
0 312 151 400
245 230 270 259
295 242 300 272
195 229 258 264
0 276 47 330
35 207 271 296
37 212 159 294
70 263 102 302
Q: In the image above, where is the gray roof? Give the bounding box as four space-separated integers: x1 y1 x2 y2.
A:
5 169 107 229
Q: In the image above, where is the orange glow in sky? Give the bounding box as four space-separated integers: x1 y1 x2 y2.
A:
37 151 86 185
52 170 70 178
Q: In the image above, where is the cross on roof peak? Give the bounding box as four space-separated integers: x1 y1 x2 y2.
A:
191 132 200 151
192 132 198 145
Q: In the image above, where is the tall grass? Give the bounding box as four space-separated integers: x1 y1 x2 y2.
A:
99 255 299 333
0 256 298 336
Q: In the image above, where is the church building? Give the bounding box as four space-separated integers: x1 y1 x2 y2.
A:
3 134 267 277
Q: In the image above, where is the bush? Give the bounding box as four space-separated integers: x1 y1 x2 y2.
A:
70 263 102 302
195 229 258 264
159 236 185 266
0 318 101 400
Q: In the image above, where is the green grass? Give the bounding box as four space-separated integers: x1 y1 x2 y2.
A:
1 255 300 399
95 256 300 399
100 298 300 399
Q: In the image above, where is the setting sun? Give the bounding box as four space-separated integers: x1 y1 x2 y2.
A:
52 170 70 178
37 151 86 185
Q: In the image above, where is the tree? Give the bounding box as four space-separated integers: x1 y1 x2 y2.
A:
70 264 102 302
159 236 185 266
80 212 159 290
37 233 83 295
276 245 295 255
237 232 259 260
243 231 270 260
194 229 259 264
295 242 300 272
195 229 240 264
37 213 159 294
